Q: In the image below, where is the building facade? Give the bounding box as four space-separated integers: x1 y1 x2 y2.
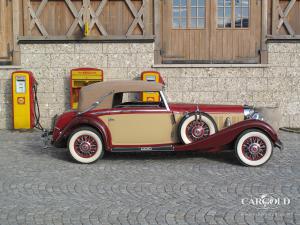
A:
0 0 300 129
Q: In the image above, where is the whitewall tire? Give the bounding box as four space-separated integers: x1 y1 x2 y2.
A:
179 113 217 144
235 130 273 167
68 127 104 164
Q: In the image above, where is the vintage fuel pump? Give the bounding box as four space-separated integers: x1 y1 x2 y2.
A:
141 71 165 102
70 68 103 110
12 71 42 130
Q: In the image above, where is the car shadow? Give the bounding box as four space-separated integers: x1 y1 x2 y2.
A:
40 145 241 166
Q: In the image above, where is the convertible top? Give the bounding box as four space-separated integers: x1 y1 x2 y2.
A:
78 80 163 111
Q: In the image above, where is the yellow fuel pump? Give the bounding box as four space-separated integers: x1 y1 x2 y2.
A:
12 71 37 129
141 71 164 102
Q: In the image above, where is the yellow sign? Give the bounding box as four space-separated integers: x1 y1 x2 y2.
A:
70 68 103 109
17 97 25 105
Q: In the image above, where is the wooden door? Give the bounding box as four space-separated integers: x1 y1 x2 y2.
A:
162 0 211 63
210 0 261 63
162 0 261 63
0 0 13 64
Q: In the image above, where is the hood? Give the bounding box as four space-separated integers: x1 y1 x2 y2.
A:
169 103 244 113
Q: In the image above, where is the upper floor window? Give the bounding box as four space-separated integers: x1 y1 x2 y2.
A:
217 0 249 28
172 0 206 29
235 0 249 28
173 0 187 28
191 0 206 28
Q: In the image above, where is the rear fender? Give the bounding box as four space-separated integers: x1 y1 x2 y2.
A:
54 115 112 150
175 119 279 152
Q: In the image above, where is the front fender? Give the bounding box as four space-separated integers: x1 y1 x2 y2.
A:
175 119 279 152
52 115 112 150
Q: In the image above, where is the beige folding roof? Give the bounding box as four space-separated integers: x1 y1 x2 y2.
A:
78 80 163 111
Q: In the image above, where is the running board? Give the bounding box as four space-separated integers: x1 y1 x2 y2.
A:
111 145 174 152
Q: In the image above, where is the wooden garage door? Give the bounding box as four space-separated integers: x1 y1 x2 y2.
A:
162 0 261 63
0 0 13 64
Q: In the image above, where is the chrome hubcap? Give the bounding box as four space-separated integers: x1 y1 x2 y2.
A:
242 136 267 161
186 120 210 142
74 135 98 158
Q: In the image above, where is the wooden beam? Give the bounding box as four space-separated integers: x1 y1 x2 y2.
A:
154 0 162 64
143 0 151 36
12 0 21 65
23 0 30 36
18 35 155 42
267 35 300 40
29 0 48 30
126 0 145 35
261 0 268 64
65 0 85 36
83 0 91 25
125 0 145 35
65 0 84 37
271 0 279 35
27 1 48 36
89 0 108 36
277 0 296 35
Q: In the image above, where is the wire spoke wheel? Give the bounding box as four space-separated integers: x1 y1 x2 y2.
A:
74 135 98 158
235 130 273 167
68 127 104 164
186 120 210 142
179 113 217 144
242 136 267 161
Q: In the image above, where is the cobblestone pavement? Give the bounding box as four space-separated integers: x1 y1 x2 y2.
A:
0 130 299 225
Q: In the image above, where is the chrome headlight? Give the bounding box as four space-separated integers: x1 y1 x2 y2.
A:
244 106 264 121
244 106 255 119
251 112 264 121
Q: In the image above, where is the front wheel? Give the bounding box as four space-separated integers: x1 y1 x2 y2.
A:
235 130 273 167
68 127 104 164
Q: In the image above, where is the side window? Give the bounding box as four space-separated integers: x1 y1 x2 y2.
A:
217 0 249 29
112 92 164 108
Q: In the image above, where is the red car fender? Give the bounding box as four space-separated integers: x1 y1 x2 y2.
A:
53 115 112 150
174 119 279 152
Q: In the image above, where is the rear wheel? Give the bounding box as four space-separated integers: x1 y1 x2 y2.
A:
178 112 217 144
68 127 104 163
235 130 273 167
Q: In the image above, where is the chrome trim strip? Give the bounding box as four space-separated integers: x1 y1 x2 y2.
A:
91 109 169 115
112 145 174 152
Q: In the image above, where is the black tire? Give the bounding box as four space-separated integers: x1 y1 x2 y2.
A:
234 129 273 167
67 127 104 164
178 112 218 144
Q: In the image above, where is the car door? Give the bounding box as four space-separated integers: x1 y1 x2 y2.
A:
105 108 176 146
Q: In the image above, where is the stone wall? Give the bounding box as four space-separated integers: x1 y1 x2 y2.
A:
0 42 299 129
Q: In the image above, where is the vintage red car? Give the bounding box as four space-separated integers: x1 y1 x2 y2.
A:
51 80 282 166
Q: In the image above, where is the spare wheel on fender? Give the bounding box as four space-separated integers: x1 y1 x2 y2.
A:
178 112 217 144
